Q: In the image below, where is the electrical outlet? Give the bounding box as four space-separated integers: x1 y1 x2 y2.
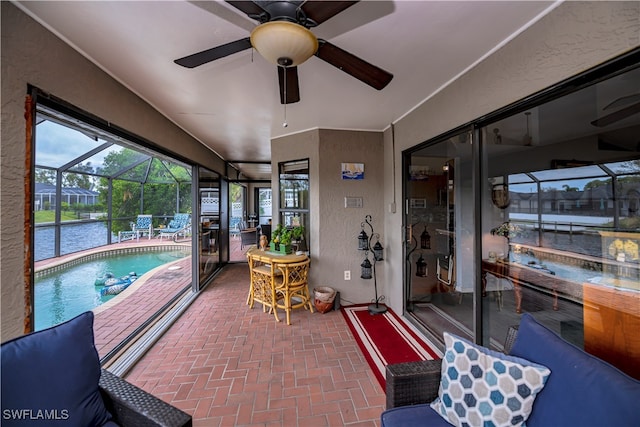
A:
344 270 351 280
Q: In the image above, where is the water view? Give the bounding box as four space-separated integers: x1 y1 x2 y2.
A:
35 250 188 330
35 221 113 262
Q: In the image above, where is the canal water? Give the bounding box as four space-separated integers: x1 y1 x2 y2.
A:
35 222 115 262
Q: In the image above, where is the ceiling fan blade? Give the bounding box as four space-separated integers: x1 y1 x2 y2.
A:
278 66 300 104
315 40 393 90
302 1 359 25
225 1 266 18
591 101 640 127
174 37 252 68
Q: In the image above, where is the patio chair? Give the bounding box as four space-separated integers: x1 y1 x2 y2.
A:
230 217 242 239
239 221 258 249
246 251 282 323
157 213 191 241
274 258 313 325
118 214 153 243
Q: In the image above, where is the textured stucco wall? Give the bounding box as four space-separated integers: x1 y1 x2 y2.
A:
1 2 225 340
383 1 640 315
271 129 384 304
315 129 384 306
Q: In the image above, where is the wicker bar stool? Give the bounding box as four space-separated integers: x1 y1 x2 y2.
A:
274 259 313 325
247 252 282 322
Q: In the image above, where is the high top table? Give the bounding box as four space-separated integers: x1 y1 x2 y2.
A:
246 248 309 322
246 247 308 265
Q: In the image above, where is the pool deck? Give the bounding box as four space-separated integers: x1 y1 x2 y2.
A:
34 236 252 359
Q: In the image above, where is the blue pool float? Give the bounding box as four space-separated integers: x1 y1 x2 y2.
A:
94 273 115 286
97 272 138 296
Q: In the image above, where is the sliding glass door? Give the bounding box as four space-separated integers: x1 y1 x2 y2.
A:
404 131 476 342
198 167 221 285
403 52 640 379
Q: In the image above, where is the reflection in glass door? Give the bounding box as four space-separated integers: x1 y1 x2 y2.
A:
229 182 247 261
198 168 221 286
405 131 476 342
257 188 272 226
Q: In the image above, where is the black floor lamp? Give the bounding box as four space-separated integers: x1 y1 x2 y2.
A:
357 215 386 314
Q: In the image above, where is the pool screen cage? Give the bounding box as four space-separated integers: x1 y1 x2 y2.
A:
33 104 193 261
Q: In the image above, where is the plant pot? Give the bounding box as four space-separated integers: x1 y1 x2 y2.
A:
276 244 292 255
313 287 336 313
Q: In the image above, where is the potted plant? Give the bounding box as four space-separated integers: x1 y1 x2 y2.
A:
270 224 284 252
277 229 293 254
291 225 306 252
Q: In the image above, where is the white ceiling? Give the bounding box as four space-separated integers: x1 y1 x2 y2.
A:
16 0 559 178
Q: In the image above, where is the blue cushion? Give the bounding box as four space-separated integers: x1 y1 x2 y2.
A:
431 332 550 427
1 312 112 427
510 313 640 427
381 403 452 427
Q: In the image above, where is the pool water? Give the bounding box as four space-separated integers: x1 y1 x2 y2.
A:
511 252 600 283
35 250 188 330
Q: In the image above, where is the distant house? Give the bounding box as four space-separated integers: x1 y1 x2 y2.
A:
34 183 99 210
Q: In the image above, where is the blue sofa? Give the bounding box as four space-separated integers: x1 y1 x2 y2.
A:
1 312 192 427
381 313 640 426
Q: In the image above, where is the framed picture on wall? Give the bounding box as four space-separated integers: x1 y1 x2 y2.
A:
342 163 364 180
409 166 430 181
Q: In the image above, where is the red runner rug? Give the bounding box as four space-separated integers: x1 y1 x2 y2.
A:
341 304 442 390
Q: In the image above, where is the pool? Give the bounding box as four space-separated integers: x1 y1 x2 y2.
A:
35 249 188 330
510 252 601 284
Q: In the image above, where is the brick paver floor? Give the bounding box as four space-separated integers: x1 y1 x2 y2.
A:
124 263 386 426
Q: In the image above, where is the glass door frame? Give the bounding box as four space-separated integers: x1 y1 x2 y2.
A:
402 48 640 350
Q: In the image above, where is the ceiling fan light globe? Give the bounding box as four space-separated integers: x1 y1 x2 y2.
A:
250 21 318 67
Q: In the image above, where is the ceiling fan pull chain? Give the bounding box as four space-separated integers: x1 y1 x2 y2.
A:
283 66 288 128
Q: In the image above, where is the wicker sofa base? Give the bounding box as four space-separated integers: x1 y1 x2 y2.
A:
385 327 519 410
99 369 192 427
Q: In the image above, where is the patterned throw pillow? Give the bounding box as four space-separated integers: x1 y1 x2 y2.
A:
430 332 550 427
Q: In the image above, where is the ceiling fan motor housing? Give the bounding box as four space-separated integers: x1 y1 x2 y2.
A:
256 1 312 25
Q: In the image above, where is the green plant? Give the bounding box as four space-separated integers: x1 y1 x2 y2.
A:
279 229 293 246
291 225 305 241
271 224 285 243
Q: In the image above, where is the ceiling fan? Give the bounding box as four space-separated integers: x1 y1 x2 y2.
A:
174 0 393 104
591 93 640 127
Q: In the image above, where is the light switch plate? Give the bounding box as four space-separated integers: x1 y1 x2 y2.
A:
345 197 363 208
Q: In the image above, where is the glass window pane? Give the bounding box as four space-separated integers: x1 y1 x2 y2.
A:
606 160 640 175
33 103 197 365
279 159 310 253
478 64 640 380
530 165 606 181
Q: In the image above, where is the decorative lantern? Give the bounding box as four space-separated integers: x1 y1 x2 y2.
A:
360 257 372 279
358 227 369 251
416 254 427 277
373 239 384 261
420 226 431 250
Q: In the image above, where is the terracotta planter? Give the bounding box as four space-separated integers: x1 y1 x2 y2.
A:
313 287 336 313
